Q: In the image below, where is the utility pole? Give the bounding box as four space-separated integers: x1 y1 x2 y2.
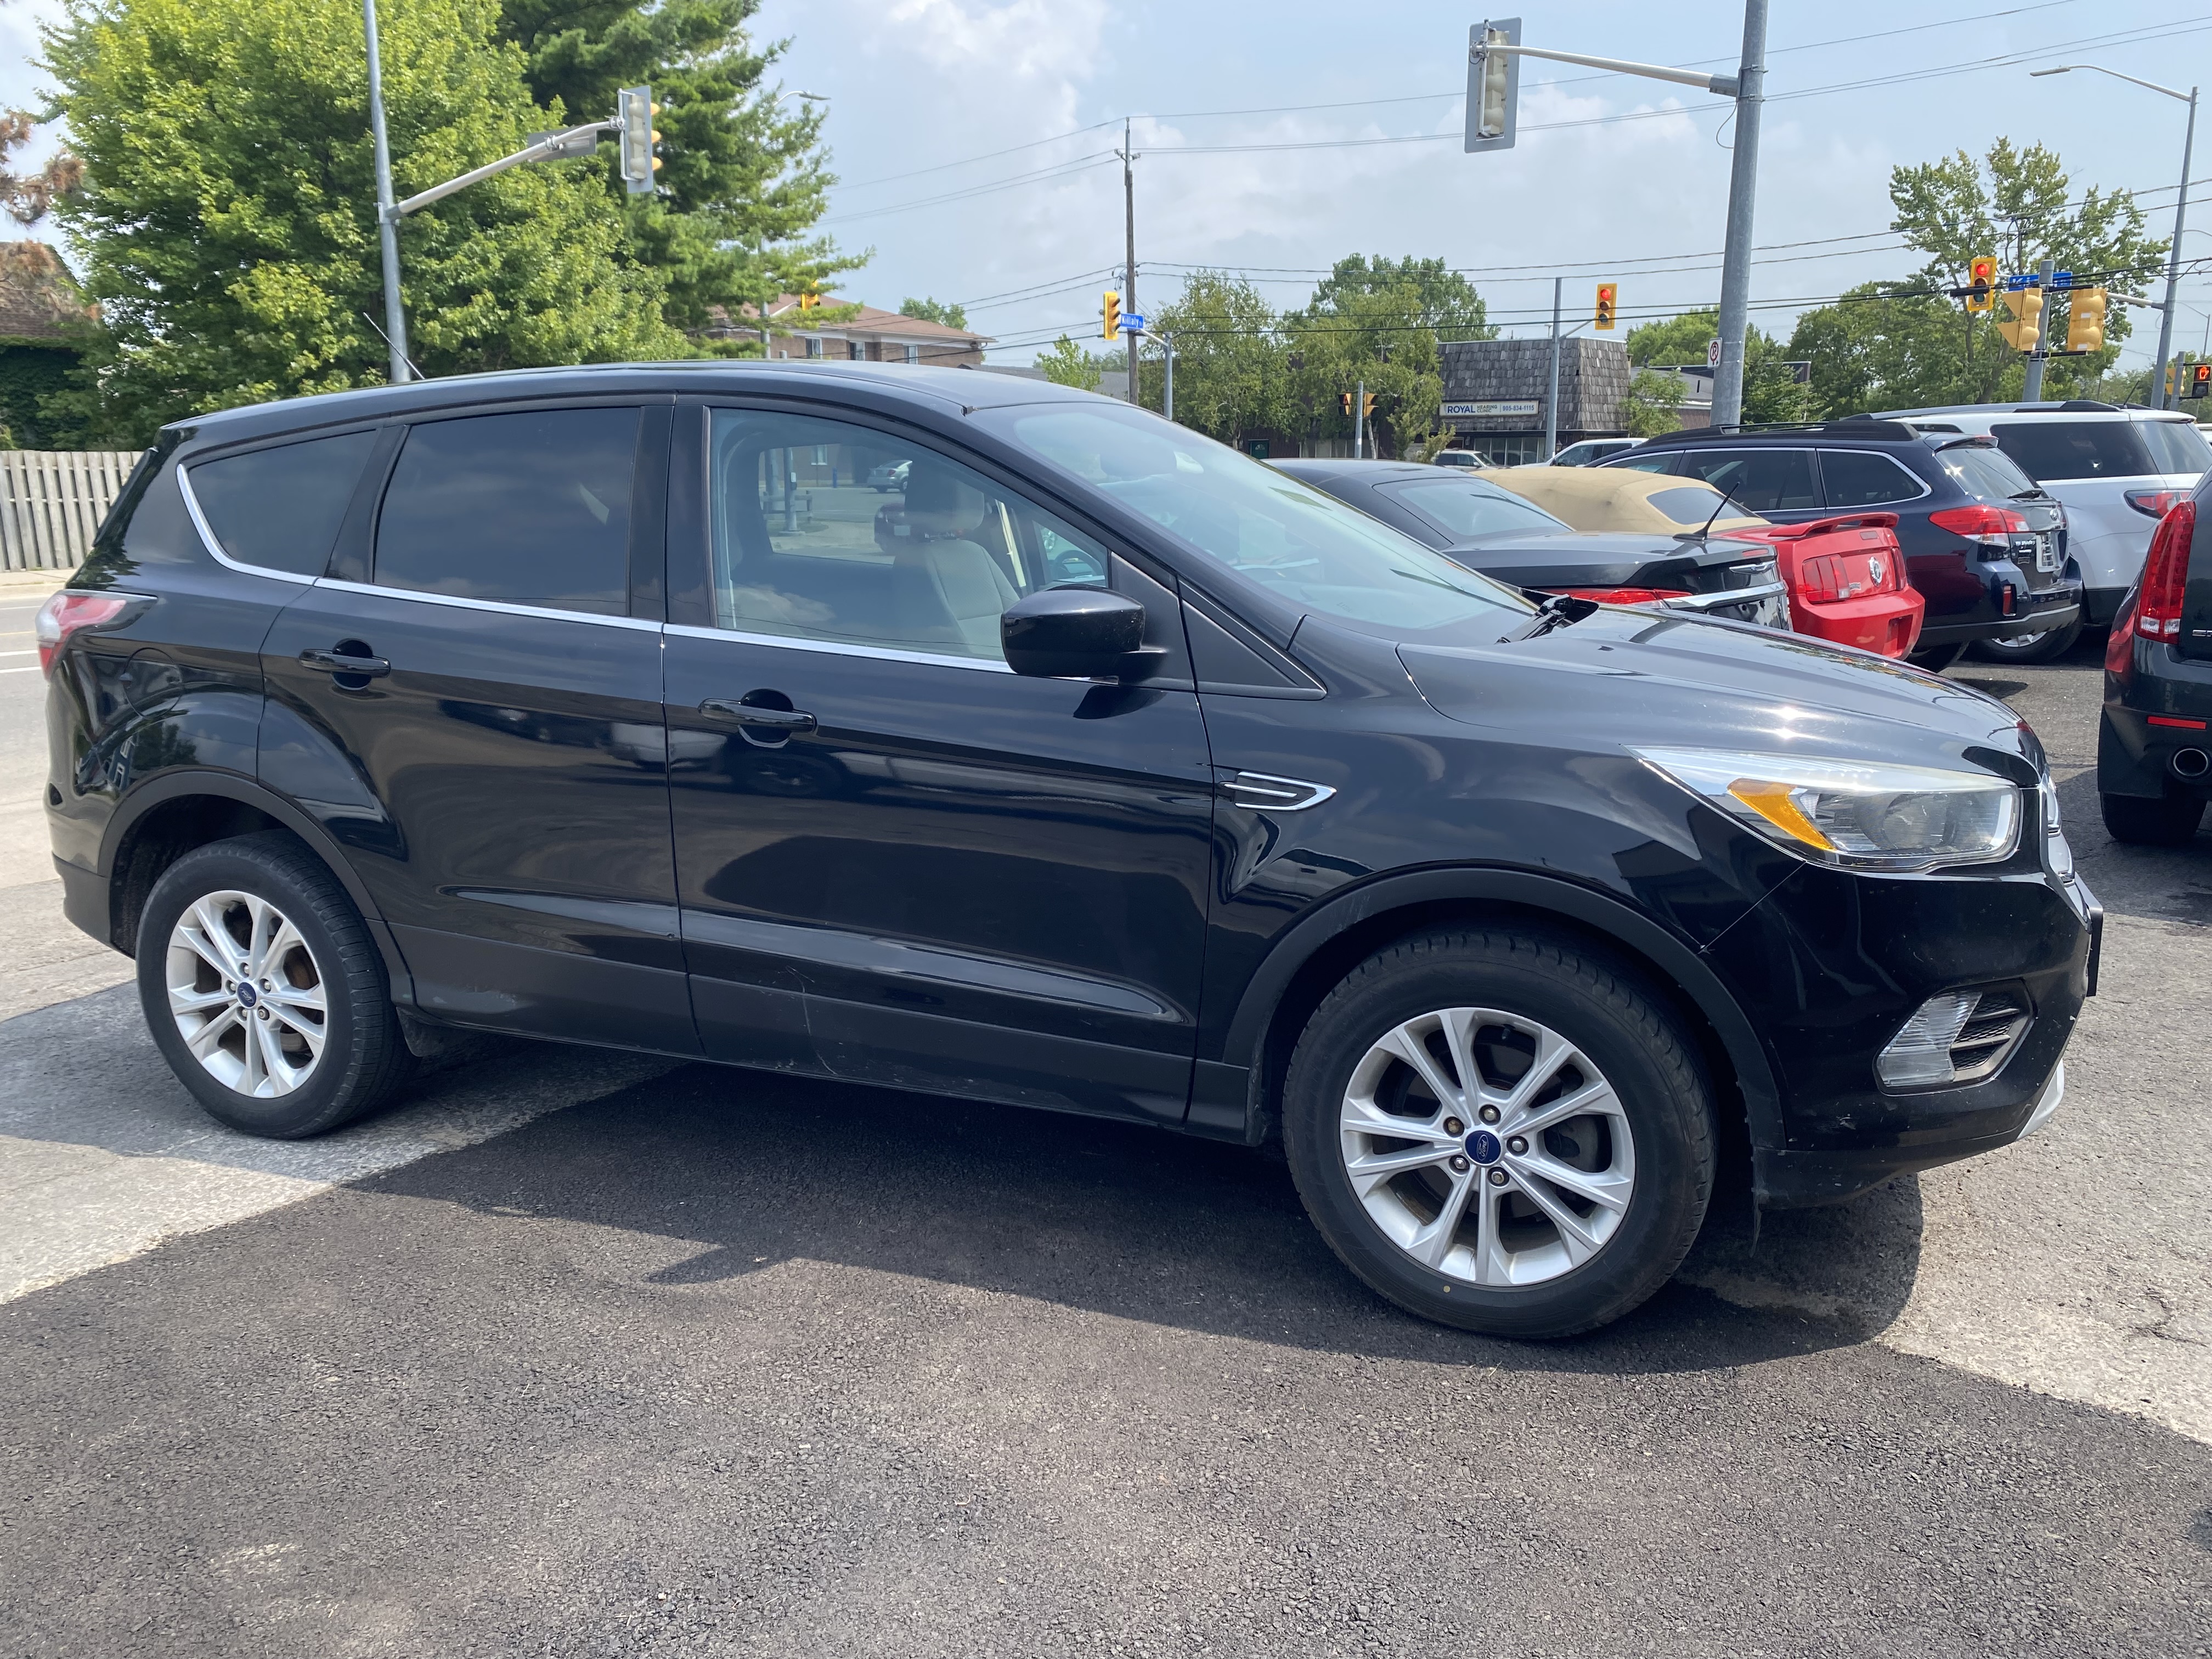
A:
2022 258 2057 402
1353 379 1366 460
364 0 408 384
1709 0 1768 431
1544 276 1563 460
1120 119 1139 405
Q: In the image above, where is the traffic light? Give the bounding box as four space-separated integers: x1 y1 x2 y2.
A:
2065 286 2107 353
1362 392 1378 419
1965 256 1996 314
618 86 661 195
1595 283 1617 331
2189 363 2212 400
1339 391 1353 417
1101 291 1120 340
1464 18 1522 153
1994 285 2042 353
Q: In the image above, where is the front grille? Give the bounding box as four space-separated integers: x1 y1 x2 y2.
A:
1875 986 2033 1090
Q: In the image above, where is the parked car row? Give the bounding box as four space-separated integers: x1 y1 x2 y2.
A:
40 364 2101 1344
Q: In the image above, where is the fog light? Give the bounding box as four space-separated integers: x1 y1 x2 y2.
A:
1877 988 2032 1089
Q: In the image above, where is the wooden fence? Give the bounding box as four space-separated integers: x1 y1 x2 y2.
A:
0 450 143 573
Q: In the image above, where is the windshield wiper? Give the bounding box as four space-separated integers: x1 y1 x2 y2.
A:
1503 592 1598 640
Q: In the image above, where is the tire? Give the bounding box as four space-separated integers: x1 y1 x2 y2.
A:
1970 618 2083 665
1281 927 1716 1340
1909 641 1966 672
136 831 415 1138
2100 793 2206 847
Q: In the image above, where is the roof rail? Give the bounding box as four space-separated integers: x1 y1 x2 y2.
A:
1652 417 1918 444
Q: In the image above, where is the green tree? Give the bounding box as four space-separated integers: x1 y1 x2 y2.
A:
1034 335 1105 392
899 296 968 329
1625 308 1720 368
1312 255 1494 340
45 0 686 442
495 0 854 338
1289 268 1454 458
1621 369 1686 438
1150 272 1297 448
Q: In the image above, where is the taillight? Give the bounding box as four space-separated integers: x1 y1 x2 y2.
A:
1797 555 1844 603
2136 497 2197 640
1928 504 2029 546
1548 586 1674 607
33 590 133 676
2125 488 2188 519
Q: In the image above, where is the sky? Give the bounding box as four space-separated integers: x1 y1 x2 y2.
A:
3 0 2207 373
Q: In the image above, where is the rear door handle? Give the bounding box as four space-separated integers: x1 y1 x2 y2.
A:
698 698 816 735
299 648 391 678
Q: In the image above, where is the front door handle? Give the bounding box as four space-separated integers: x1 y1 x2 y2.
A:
698 698 816 735
299 648 391 678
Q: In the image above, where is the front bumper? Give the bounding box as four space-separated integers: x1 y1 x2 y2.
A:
1703 857 2100 1210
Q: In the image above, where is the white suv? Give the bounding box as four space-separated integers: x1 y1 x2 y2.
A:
1873 402 2211 658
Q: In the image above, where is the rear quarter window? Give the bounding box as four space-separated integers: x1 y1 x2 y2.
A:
185 430 380 577
1990 421 2154 482
2142 420 2212 475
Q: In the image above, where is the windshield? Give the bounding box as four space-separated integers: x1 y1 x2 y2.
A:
1937 442 2040 501
1991 420 2155 481
981 403 1531 634
1383 477 1572 539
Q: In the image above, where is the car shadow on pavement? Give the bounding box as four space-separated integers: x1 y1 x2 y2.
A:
354 1057 1931 1378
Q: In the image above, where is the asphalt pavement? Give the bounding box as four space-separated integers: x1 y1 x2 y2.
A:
3 613 2209 1657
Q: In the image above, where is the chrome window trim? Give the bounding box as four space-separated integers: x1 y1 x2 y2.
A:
664 620 1014 673
1822 447 1933 507
175 464 318 585
317 577 662 631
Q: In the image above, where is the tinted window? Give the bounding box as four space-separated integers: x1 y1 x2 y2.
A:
2142 420 2212 475
707 409 1111 661
1820 449 1925 507
1935 442 2038 503
374 409 639 613
1990 420 2153 481
1646 484 1746 527
983 403 1528 636
1610 451 1677 474
188 430 378 576
1382 478 1572 538
1674 448 1816 512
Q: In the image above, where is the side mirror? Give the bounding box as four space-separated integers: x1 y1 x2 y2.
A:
1001 586 1161 680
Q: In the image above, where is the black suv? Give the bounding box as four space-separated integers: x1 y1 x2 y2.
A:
1601 419 2080 667
39 366 2100 1338
2099 474 2212 845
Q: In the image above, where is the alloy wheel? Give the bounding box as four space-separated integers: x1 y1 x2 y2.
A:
1339 1007 1635 1286
165 890 329 1098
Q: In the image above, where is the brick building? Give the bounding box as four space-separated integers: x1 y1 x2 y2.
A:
701 296 991 366
1437 337 1632 464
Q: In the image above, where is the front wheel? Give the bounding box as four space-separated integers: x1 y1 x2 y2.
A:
1282 928 1716 1339
137 831 416 1138
1970 618 2082 665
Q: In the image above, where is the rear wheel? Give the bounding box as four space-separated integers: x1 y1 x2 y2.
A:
137 832 415 1138
1970 618 2083 665
1909 641 1966 672
2100 793 2205 847
1281 928 1716 1339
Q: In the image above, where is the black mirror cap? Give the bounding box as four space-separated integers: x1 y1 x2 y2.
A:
1002 586 1156 680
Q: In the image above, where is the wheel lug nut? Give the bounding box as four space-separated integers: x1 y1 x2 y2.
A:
1487 1167 1509 1187
1507 1136 1528 1155
1478 1105 1501 1125
1449 1154 1470 1173
256 1008 270 1020
1442 1116 1465 1136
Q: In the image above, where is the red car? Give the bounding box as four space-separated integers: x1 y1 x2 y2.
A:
1728 511 1924 659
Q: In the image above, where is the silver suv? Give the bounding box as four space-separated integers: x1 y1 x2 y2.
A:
1873 402 2211 659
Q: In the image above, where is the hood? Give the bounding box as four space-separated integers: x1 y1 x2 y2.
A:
1397 605 2040 777
1444 529 1773 590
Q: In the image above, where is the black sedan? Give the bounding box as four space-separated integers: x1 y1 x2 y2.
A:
1273 459 1790 628
2100 477 2211 845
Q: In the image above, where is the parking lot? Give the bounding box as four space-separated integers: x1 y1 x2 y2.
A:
2 585 2208 1655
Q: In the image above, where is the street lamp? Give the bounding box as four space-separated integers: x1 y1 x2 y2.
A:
2032 64 2197 408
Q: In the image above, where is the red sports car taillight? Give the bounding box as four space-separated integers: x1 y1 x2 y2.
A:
2135 496 2197 641
33 590 133 676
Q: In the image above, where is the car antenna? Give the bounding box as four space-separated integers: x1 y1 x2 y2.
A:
1684 484 1743 542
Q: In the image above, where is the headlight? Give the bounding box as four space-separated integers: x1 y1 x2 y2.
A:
1634 747 2022 871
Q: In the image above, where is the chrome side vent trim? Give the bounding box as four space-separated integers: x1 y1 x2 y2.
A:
1218 771 1336 812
